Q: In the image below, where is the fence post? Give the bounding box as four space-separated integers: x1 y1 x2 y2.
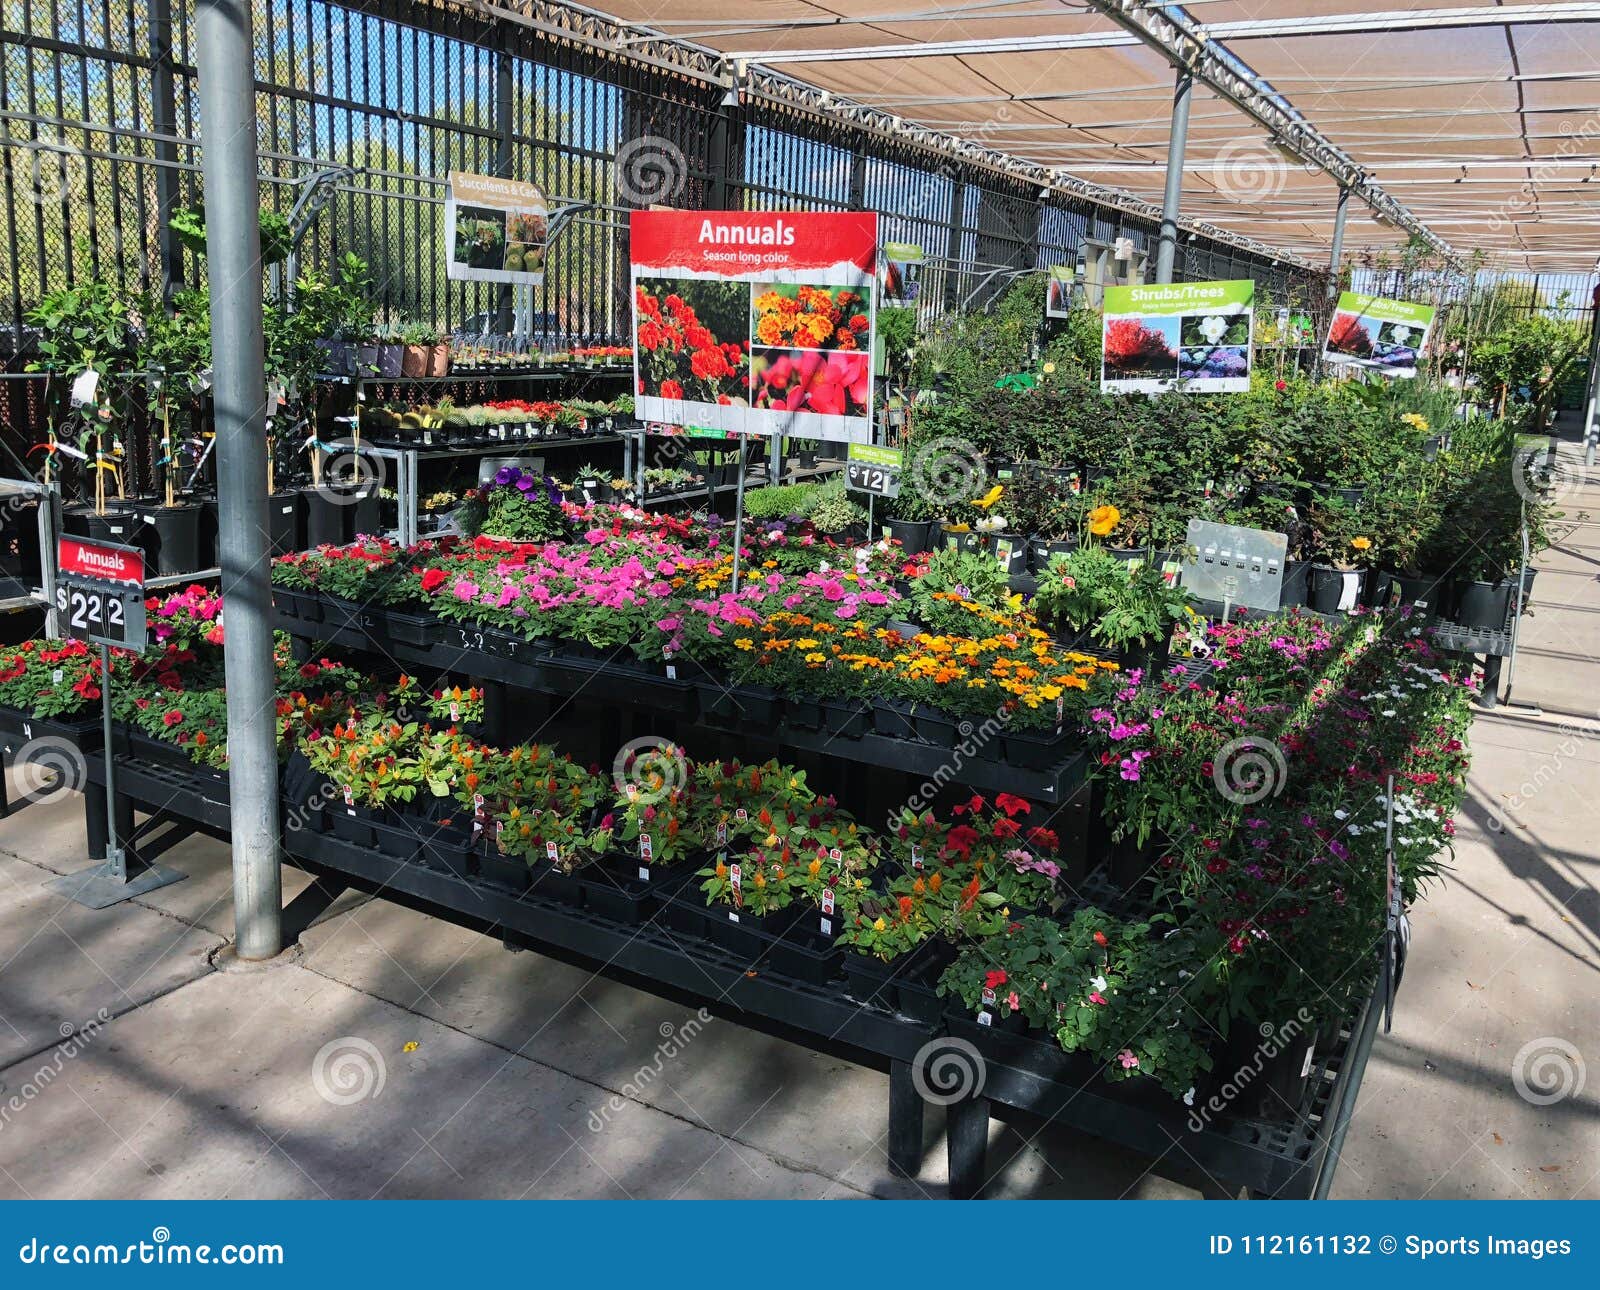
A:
942 177 964 309
495 49 514 335
149 0 185 297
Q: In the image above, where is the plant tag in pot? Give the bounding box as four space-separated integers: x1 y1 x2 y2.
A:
829 847 843 865
735 808 747 823
981 986 996 1008
342 786 354 806
821 887 835 915
716 821 728 847
546 841 559 862
976 1011 993 1027
639 832 653 862
911 845 923 870
729 862 741 897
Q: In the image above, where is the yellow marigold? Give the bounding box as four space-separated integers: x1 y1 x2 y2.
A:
1351 536 1372 551
1088 504 1121 537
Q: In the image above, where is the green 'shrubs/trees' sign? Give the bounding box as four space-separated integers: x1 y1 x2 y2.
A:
1323 291 1436 378
845 442 903 498
1101 280 1255 394
880 242 923 309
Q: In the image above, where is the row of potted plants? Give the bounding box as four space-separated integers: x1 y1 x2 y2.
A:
880 372 1547 629
361 395 635 448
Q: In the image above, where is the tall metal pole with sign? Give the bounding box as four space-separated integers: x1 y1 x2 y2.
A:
196 0 283 959
47 537 187 907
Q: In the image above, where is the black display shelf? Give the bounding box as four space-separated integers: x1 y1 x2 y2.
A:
77 747 1375 1200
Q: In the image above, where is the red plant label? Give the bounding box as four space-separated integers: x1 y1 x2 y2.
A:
58 536 145 588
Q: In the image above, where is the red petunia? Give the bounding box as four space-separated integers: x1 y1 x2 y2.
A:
421 567 448 594
945 824 980 859
162 710 183 727
994 792 1030 818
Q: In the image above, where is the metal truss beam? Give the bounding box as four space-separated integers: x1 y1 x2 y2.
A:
460 0 1322 268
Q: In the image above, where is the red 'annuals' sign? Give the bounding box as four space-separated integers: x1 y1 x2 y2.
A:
630 211 878 276
630 210 879 445
59 536 145 588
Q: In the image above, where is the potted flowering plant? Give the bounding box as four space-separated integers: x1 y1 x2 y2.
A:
1304 499 1375 614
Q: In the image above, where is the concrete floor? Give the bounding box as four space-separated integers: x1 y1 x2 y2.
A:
1 437 1596 1200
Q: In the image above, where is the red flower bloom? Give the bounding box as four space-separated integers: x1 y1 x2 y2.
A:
1092 930 1108 947
421 567 448 594
985 969 1008 990
162 710 183 727
946 824 980 859
659 379 684 400
994 792 1030 818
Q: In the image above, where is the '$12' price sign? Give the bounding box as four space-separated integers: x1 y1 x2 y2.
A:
844 442 903 499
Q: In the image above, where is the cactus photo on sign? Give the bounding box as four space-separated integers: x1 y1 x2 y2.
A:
444 171 549 286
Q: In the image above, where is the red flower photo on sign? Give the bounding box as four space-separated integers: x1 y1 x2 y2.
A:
749 349 870 418
634 279 749 405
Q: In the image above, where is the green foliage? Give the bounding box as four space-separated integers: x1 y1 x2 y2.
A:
909 547 1016 634
1033 546 1193 648
876 306 918 382
25 278 133 379
806 477 867 534
742 482 822 521
168 204 292 266
135 288 211 388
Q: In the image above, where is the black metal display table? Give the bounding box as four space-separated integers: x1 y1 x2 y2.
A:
75 747 1381 1200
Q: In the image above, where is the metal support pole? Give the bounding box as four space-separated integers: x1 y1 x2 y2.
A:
1328 186 1350 296
495 50 515 336
1582 294 1600 467
1153 68 1192 285
196 0 283 961
149 0 185 298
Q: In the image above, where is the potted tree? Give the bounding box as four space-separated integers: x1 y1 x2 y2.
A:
25 278 140 545
132 287 210 575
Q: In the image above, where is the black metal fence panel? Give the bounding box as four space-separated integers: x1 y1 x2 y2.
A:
0 0 1322 352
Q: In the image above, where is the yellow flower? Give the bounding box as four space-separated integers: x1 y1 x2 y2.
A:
872 917 887 932
973 484 1004 510
1351 536 1372 551
1400 412 1429 433
1088 504 1120 537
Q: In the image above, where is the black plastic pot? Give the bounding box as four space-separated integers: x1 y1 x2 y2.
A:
1108 544 1149 565
477 849 532 896
941 527 982 554
988 532 1028 575
62 503 138 547
1455 579 1514 631
351 485 383 538
302 487 349 548
355 343 381 376
819 698 870 740
1362 567 1395 610
1390 571 1453 622
1118 632 1172 676
1307 564 1367 615
134 500 202 576
872 699 917 739
266 491 303 555
377 344 405 378
1003 726 1066 771
1028 537 1077 573
1278 559 1310 609
914 707 959 748
884 518 936 555
784 696 823 731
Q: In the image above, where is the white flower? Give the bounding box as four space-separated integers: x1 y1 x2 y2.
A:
1091 974 1108 992
1333 808 1349 820
1390 325 1412 345
1183 1087 1196 1106
1382 709 1397 718
1198 314 1229 344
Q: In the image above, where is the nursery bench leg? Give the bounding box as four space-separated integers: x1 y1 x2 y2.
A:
85 782 108 861
887 1059 924 1178
946 1095 990 1199
1478 654 1502 709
